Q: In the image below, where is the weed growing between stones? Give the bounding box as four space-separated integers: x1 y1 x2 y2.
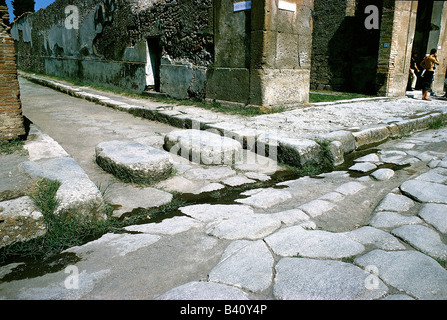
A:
428 118 446 130
0 139 25 155
0 178 188 262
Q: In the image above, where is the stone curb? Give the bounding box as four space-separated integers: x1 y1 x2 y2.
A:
19 71 447 169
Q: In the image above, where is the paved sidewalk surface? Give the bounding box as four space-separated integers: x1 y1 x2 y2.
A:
1 75 447 300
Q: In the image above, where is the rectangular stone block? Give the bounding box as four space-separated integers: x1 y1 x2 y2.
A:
206 67 250 104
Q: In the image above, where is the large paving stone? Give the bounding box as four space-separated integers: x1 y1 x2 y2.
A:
273 257 388 300
179 204 254 223
298 199 336 217
183 167 236 181
400 180 447 204
106 184 173 218
355 249 447 300
265 225 365 259
375 193 415 212
156 281 249 300
209 240 274 293
334 181 366 196
418 203 447 233
95 140 173 184
206 214 281 240
20 157 89 182
235 188 292 209
0 196 45 248
164 129 242 165
343 226 406 251
368 211 422 229
391 225 447 260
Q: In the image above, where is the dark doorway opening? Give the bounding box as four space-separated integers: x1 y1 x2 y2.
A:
146 37 162 92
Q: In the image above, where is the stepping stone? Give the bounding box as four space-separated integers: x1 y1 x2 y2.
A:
95 140 173 184
375 193 415 212
391 225 447 260
156 281 249 300
179 204 254 223
370 168 394 181
209 240 274 293
206 214 281 240
273 257 387 300
235 188 292 209
400 180 447 204
164 129 242 165
265 225 365 259
369 211 422 229
418 203 447 233
355 249 447 300
343 226 406 251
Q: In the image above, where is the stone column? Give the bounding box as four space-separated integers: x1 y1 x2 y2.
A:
0 0 25 140
206 0 314 109
376 0 418 97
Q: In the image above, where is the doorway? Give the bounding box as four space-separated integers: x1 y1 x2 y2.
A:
146 37 161 92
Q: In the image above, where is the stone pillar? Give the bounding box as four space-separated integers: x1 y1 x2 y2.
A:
206 0 314 109
0 0 25 140
250 0 313 108
428 1 447 94
376 0 418 97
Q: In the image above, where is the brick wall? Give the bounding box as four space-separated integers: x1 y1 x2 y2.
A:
0 1 25 140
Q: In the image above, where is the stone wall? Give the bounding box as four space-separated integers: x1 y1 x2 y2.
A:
11 0 213 98
0 0 25 140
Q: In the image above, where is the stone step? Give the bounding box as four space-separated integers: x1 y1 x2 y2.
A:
95 140 174 184
163 129 243 165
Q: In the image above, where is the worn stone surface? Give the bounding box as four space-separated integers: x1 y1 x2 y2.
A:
343 226 406 251
265 226 365 259
209 240 274 293
124 216 202 235
334 181 366 196
371 168 395 181
235 188 292 209
418 203 447 233
179 204 254 223
0 196 45 247
156 281 249 300
400 180 447 204
391 225 447 260
106 184 173 217
183 166 236 181
368 211 422 229
164 129 242 165
274 257 388 300
355 250 447 300
206 214 281 240
298 199 336 217
349 162 377 173
95 140 174 183
375 193 415 212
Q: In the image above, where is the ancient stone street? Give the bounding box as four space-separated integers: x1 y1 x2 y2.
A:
1 76 447 301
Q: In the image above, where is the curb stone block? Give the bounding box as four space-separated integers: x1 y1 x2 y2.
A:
352 126 390 149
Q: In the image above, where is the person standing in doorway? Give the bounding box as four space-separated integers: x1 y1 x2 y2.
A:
409 53 420 91
421 49 440 101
